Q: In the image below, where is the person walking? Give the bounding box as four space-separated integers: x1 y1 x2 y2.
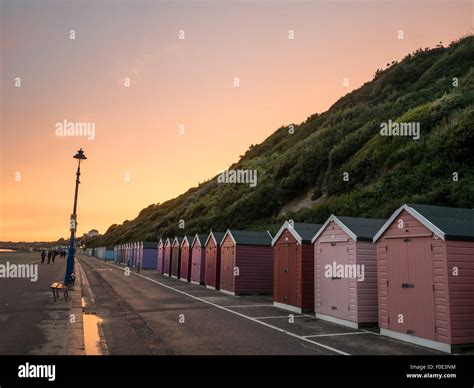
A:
47 250 52 264
52 251 56 263
41 251 46 264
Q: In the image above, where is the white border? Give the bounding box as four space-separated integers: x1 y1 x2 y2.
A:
271 221 302 246
311 215 357 244
180 236 191 248
373 204 445 242
172 236 182 247
221 229 236 245
191 234 204 248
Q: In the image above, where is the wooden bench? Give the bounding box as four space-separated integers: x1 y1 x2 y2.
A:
50 282 70 302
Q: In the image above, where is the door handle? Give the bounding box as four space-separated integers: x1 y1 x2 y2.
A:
331 306 337 310
283 268 288 273
402 283 415 288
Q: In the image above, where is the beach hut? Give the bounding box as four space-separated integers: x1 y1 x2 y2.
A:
138 242 143 266
190 234 208 285
129 243 135 266
138 242 144 267
134 242 140 267
219 229 273 295
95 247 106 259
127 243 132 266
271 222 323 313
163 238 173 276
120 244 125 264
134 242 139 266
204 231 225 289
179 236 194 282
311 215 385 328
157 239 164 273
129 243 134 266
131 242 135 266
171 237 183 278
105 247 114 261
139 242 158 269
373 203 474 353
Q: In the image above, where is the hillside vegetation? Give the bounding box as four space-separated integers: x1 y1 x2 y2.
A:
90 35 474 247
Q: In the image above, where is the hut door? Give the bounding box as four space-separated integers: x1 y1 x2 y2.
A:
387 237 435 339
277 245 288 304
278 243 297 306
191 248 198 282
406 237 435 340
206 246 216 286
320 242 350 320
164 248 171 275
172 247 178 276
221 246 234 291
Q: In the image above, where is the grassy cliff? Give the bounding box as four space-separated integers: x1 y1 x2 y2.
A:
90 35 474 247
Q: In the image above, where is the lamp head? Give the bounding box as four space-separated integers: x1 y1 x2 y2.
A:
73 148 87 160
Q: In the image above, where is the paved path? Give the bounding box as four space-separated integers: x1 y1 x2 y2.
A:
79 255 443 356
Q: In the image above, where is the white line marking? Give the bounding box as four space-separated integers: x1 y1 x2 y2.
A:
303 332 371 338
221 304 272 308
168 286 194 289
104 260 349 355
254 315 307 320
360 329 381 336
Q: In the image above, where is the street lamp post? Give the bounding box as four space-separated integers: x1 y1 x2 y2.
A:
65 148 87 285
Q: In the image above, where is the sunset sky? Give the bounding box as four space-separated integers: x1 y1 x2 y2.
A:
1 0 472 241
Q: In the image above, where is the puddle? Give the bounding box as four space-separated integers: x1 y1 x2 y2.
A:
83 313 103 355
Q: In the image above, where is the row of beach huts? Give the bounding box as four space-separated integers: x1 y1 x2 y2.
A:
87 203 474 353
